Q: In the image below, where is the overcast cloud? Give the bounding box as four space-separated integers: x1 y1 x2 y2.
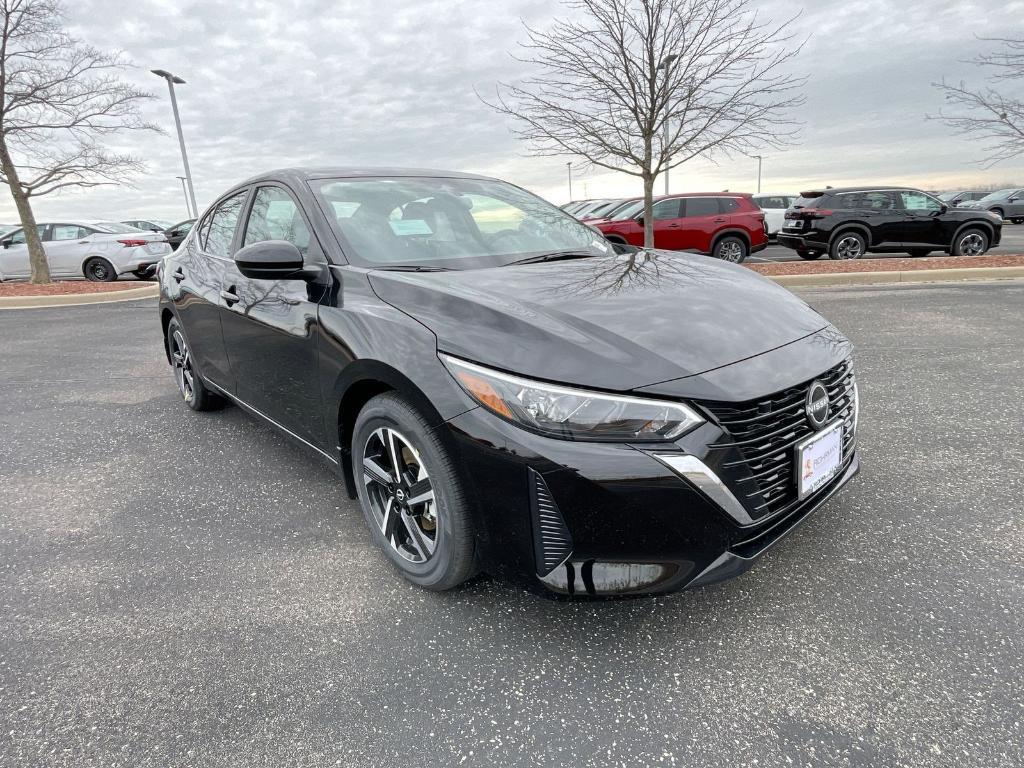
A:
2 0 1022 223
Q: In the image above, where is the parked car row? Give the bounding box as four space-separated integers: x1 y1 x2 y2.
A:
0 216 197 281
564 182 1008 260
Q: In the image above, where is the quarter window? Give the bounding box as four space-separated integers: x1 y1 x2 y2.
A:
243 186 312 256
719 197 741 213
204 192 247 258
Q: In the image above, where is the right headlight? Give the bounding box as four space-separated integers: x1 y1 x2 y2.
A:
441 354 704 441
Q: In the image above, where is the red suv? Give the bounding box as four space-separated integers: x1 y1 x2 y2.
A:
593 193 768 263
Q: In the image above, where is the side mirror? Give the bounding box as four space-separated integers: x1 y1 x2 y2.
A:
635 216 645 227
939 204 948 214
1 239 10 249
234 240 318 281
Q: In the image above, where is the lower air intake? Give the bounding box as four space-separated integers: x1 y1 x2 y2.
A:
529 468 573 576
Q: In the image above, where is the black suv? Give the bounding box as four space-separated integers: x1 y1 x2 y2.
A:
777 187 1002 260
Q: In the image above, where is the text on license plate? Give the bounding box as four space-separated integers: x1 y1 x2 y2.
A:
796 422 842 498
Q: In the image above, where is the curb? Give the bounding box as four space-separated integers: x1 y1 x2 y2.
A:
765 265 1024 287
0 282 159 309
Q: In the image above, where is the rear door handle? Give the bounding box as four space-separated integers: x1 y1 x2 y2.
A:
172 267 185 283
713 217 726 223
220 287 240 307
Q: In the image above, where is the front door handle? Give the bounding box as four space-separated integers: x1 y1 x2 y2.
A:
172 267 185 283
220 287 240 307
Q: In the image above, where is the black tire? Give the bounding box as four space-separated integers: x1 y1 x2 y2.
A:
713 235 748 263
990 208 1004 220
166 317 222 411
908 249 931 258
353 392 477 591
829 231 867 260
796 249 822 260
132 268 155 280
952 228 989 257
83 257 117 282
1011 218 1024 225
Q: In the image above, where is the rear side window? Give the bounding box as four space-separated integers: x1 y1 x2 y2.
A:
683 198 720 217
204 192 248 258
835 191 897 211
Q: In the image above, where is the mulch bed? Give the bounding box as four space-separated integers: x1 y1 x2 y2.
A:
0 281 148 297
747 253 1024 276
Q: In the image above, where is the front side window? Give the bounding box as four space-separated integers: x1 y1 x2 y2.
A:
7 225 47 245
243 186 312 256
311 176 610 269
978 188 1015 203
651 199 681 220
900 191 943 212
205 192 248 258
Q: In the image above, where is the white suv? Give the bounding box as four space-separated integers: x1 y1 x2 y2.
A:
0 221 171 282
752 194 797 238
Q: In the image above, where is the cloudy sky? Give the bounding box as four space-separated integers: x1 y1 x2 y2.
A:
2 0 1022 224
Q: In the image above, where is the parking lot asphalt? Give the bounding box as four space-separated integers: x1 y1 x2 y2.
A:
752 221 1024 262
1 281 1022 767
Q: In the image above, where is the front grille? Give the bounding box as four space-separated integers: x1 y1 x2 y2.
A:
698 359 857 522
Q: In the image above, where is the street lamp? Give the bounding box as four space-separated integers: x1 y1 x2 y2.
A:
151 69 198 219
567 161 573 201
751 155 763 193
657 54 680 195
176 176 192 218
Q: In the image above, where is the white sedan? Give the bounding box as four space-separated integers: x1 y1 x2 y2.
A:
0 221 171 282
752 194 797 238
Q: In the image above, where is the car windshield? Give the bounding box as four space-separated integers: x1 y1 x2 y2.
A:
150 219 174 228
608 200 644 220
94 222 142 233
311 176 612 269
978 189 1015 202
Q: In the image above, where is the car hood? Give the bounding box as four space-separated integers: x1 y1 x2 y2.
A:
367 251 830 391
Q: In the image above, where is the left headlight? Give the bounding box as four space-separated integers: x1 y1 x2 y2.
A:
441 355 704 441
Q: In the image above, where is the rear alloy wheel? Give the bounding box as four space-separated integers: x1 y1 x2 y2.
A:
796 249 822 260
953 228 988 257
166 318 222 411
354 392 476 590
83 257 117 282
830 232 866 260
713 236 748 263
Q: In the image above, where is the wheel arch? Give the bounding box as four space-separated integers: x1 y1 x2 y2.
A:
160 307 175 364
709 228 751 254
602 233 628 245
951 220 995 253
334 360 450 500
828 223 873 249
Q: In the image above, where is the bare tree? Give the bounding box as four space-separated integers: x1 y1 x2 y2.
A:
483 0 806 247
0 0 155 283
931 37 1024 167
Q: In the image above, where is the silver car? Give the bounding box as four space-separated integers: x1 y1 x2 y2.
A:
958 188 1024 223
0 221 171 282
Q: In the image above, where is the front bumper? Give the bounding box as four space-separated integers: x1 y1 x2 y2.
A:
445 397 859 598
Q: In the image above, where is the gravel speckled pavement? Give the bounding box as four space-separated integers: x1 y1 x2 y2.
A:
1 281 1022 767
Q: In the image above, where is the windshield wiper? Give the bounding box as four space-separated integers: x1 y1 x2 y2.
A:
504 250 599 266
374 265 451 272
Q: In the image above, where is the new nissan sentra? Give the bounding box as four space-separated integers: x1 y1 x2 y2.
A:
158 168 860 596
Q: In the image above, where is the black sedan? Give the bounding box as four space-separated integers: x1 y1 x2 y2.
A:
158 168 860 596
777 186 1002 260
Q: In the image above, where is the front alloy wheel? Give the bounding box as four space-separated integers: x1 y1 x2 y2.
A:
362 427 438 563
955 229 988 257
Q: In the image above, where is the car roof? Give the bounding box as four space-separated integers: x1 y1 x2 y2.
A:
237 167 496 188
798 186 922 196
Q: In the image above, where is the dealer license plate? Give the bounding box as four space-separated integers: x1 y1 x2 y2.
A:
795 421 843 498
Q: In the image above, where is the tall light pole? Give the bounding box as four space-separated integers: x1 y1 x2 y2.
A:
657 54 680 195
567 161 573 201
152 69 197 219
176 176 192 218
752 155 763 193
